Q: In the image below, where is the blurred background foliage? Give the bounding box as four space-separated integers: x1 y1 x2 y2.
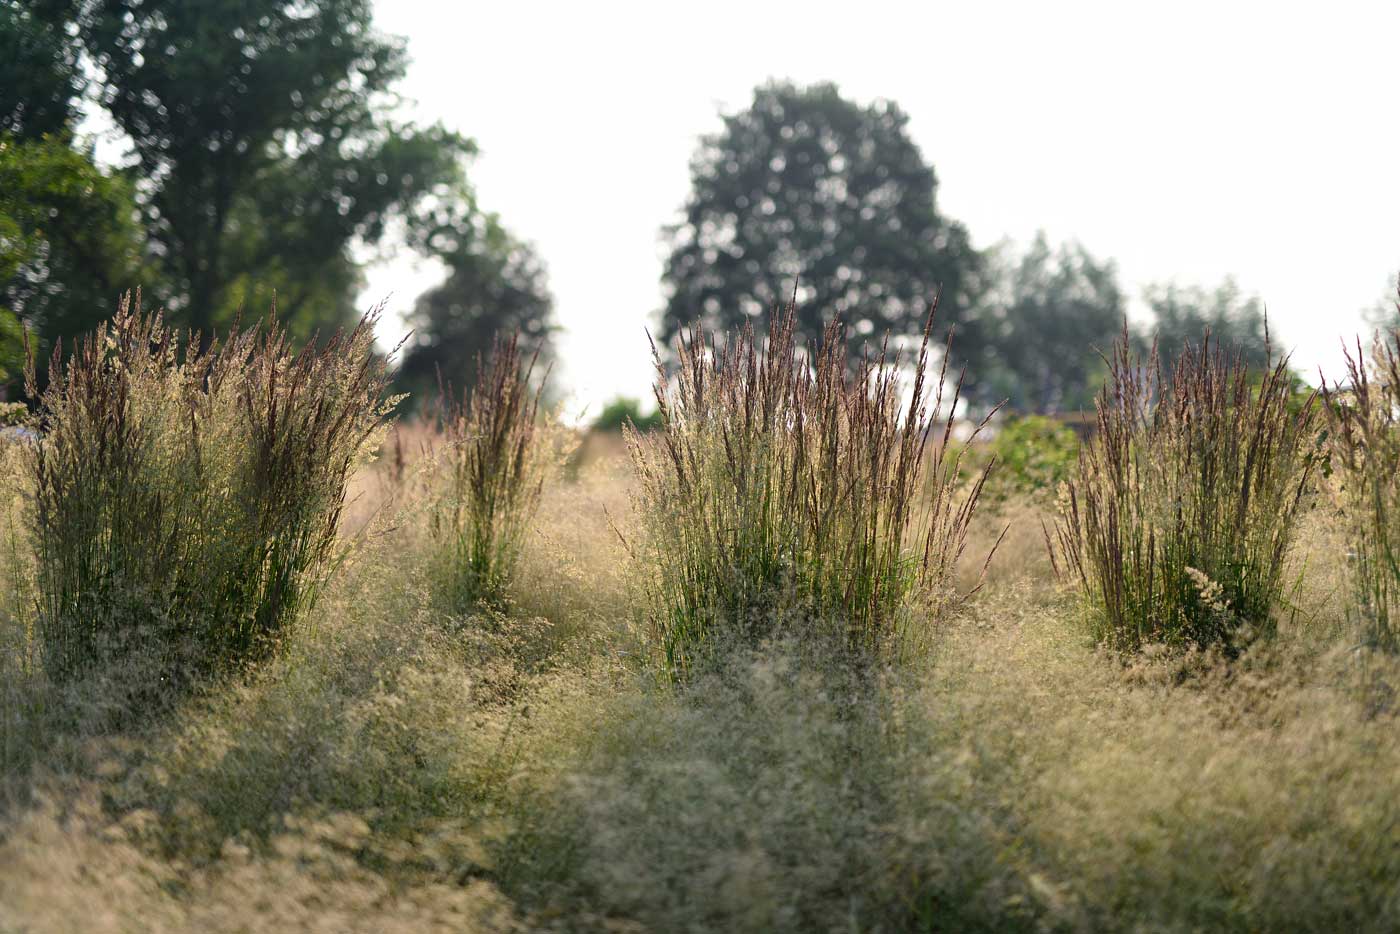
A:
952 413 1083 507
1 2 1311 411
965 233 1123 414
0 0 554 401
590 396 664 433
657 81 981 363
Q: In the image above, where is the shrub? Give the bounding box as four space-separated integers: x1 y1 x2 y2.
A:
425 335 551 611
26 292 394 690
626 304 997 678
1049 331 1321 652
591 396 662 433
1322 321 1400 651
983 414 1079 501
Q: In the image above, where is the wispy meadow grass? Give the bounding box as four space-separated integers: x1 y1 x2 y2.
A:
5 297 1400 933
1050 330 1323 652
1323 315 1400 652
626 303 998 678
4 450 1400 932
906 570 1400 931
0 453 620 930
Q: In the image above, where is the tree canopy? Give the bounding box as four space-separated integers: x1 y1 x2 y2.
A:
0 0 82 138
658 81 980 360
0 135 142 385
0 0 555 397
1143 279 1272 371
969 233 1123 414
394 218 554 411
73 0 477 338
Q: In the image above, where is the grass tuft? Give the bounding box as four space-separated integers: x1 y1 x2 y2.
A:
24 290 394 695
1322 307 1400 651
1049 328 1322 652
425 335 553 612
626 300 997 678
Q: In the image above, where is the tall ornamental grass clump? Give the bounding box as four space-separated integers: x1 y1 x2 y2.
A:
426 335 550 611
1322 319 1400 651
29 293 395 688
1049 331 1322 652
626 304 998 678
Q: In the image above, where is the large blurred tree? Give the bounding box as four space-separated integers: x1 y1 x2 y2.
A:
0 1 139 387
658 81 981 358
970 233 1123 414
0 0 82 138
2 1 552 398
0 134 142 382
67 0 477 338
394 217 554 410
1143 279 1272 371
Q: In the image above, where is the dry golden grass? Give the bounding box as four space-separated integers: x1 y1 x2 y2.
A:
26 294 396 691
3 444 1399 932
1323 321 1400 650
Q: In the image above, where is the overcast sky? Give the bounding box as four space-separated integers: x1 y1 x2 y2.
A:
364 0 1400 417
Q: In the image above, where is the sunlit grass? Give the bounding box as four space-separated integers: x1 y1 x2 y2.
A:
625 302 997 678
1323 316 1400 652
424 335 559 613
1050 329 1323 653
21 292 394 708
3 309 1400 932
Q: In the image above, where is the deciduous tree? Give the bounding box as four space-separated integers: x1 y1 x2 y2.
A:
659 82 980 360
969 233 1123 413
395 218 554 410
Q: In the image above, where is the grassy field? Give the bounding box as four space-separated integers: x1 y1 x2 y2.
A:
2 310 1399 931
1 438 1397 932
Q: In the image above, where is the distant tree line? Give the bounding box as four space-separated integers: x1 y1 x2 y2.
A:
968 242 1273 414
659 81 1286 417
2 10 1307 418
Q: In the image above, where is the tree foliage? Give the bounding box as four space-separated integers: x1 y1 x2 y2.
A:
0 134 142 385
1143 278 1272 371
970 233 1123 413
592 397 661 433
659 81 980 359
0 0 82 138
2 0 555 398
395 218 554 410
70 0 477 338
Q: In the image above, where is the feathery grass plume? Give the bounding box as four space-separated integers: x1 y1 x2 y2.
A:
426 334 551 612
626 300 999 679
1049 327 1322 653
25 291 395 694
0 429 39 771
1322 299 1400 651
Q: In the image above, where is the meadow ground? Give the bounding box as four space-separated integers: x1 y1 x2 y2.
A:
2 434 1398 933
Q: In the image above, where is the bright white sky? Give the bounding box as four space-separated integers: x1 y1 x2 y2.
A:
364 0 1400 419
